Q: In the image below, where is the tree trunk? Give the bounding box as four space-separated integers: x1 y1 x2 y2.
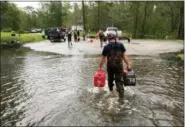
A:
178 3 184 39
82 0 86 31
97 1 100 30
141 2 148 38
60 2 62 27
133 2 140 38
169 3 176 33
29 14 31 31
56 2 62 27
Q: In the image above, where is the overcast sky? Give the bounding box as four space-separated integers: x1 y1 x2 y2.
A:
12 1 81 10
12 2 40 9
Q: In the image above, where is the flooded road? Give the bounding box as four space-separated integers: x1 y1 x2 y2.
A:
24 39 183 56
1 40 184 126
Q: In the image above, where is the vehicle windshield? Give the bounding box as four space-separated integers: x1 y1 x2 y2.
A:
107 28 118 31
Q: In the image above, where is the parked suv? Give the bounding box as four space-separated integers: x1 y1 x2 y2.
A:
48 27 66 42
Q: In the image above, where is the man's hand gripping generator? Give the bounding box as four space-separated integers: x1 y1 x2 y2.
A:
123 69 136 86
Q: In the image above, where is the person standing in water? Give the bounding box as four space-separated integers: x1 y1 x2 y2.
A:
67 28 72 47
74 30 77 42
96 29 105 48
82 30 86 41
99 33 131 102
77 30 80 42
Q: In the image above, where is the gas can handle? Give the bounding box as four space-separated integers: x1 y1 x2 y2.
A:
127 68 132 71
98 67 101 71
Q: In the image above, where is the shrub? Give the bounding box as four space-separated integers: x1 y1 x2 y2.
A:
1 32 44 44
2 28 13 32
18 29 25 34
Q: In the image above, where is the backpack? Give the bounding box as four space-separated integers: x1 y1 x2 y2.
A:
107 43 123 68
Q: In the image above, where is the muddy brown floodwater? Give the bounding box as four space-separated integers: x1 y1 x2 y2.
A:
1 39 184 126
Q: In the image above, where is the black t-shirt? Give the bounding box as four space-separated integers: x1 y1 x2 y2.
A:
102 42 126 57
68 31 72 38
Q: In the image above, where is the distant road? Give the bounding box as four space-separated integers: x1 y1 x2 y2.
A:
24 39 184 56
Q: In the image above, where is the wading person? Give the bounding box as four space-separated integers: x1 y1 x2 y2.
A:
77 30 80 42
74 30 77 42
41 29 45 39
67 28 72 47
97 29 105 48
82 30 86 41
115 29 118 40
99 33 131 102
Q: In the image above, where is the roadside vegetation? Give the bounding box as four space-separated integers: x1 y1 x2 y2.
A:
176 54 184 60
1 32 45 44
1 1 184 40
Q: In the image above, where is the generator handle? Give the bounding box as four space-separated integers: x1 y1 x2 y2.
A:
127 68 132 71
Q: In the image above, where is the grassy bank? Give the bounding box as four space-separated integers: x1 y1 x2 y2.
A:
1 32 45 44
87 32 97 38
176 54 184 60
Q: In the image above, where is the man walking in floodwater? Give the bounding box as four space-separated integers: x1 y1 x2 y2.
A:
97 29 105 47
82 30 86 41
67 28 72 47
99 33 131 102
74 30 77 42
77 30 80 42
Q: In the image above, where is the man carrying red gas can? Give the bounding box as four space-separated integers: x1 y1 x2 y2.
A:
99 33 131 101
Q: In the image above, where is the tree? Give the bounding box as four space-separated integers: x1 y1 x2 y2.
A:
1 2 21 31
178 2 184 39
24 6 34 31
131 2 140 38
0 1 183 39
141 1 149 38
73 3 82 28
97 1 100 29
82 0 86 31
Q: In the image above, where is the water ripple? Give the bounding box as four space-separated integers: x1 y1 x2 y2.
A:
1 50 184 126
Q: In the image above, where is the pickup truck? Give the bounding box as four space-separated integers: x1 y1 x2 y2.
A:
103 27 122 37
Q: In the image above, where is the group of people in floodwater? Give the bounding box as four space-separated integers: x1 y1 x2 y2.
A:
66 29 112 47
43 26 132 102
66 28 130 49
66 28 86 46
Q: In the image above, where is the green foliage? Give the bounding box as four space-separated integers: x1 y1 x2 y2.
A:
36 2 66 28
87 31 97 37
1 28 13 32
20 34 43 43
18 29 26 34
1 1 184 40
84 1 184 39
176 54 184 60
1 32 44 44
1 2 20 31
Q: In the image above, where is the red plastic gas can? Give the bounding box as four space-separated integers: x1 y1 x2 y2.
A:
94 70 106 87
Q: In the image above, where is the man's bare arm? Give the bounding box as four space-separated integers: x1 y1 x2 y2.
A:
122 52 131 69
99 56 106 69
